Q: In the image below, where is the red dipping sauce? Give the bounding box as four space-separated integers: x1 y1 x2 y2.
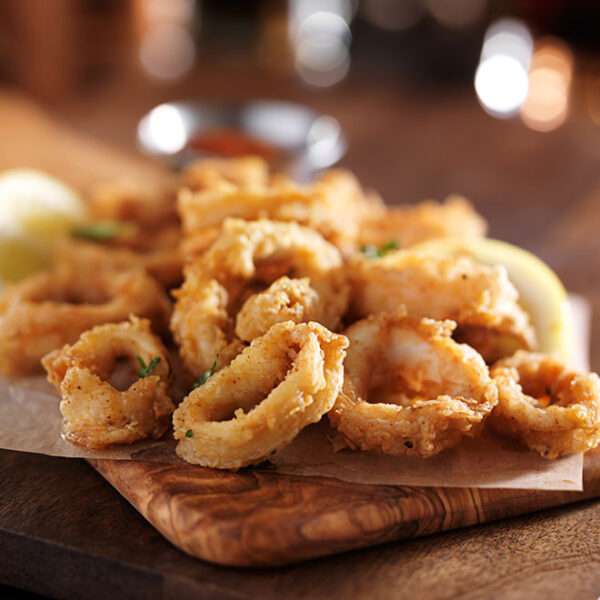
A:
187 128 280 160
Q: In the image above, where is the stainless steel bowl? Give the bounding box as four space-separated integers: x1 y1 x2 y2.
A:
137 100 346 178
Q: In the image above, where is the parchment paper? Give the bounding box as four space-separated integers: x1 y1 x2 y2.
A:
0 295 590 491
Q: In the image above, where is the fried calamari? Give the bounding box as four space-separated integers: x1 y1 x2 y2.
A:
5 154 597 467
235 276 322 341
349 250 536 362
170 218 349 377
173 321 348 469
491 351 600 457
357 196 487 249
329 310 498 457
0 265 171 376
85 178 185 288
42 316 174 449
56 236 183 290
178 166 369 252
88 179 178 230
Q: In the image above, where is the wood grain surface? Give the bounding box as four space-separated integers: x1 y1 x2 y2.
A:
4 451 600 600
89 454 600 567
0 90 172 192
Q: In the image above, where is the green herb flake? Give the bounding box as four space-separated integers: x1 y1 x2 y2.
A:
192 354 219 390
360 245 379 259
378 240 398 254
72 220 139 241
360 240 398 259
185 429 194 438
136 354 161 378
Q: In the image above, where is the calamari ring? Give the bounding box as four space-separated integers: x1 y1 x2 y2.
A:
329 310 498 457
177 168 368 253
42 316 174 449
173 320 348 469
89 179 178 230
170 272 246 380
170 218 349 377
357 196 487 249
348 250 535 363
490 351 600 458
235 276 321 342
0 266 172 376
56 238 183 289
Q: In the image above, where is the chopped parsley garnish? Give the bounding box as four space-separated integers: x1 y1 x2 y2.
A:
185 430 194 438
136 355 161 378
72 220 139 241
192 354 219 389
360 240 398 259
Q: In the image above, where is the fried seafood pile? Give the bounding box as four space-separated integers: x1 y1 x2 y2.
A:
2 156 599 467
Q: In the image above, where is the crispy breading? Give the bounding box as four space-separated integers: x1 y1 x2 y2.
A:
0 265 171 376
178 168 368 253
329 310 498 457
173 321 348 469
170 218 349 378
42 316 174 449
491 351 600 458
357 196 487 249
348 250 536 362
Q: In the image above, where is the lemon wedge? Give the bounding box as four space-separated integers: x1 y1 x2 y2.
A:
412 237 574 360
0 169 87 282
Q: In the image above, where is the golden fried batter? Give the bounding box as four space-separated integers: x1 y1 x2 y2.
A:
357 196 487 249
173 321 348 469
56 237 183 290
43 316 174 449
491 351 600 458
170 218 349 377
88 179 178 230
349 250 535 362
0 265 171 376
329 310 498 457
178 167 369 252
235 276 322 341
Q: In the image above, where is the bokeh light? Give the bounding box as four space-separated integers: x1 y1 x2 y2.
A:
288 0 355 87
138 0 196 81
142 104 187 153
520 38 573 132
474 18 533 118
139 24 196 80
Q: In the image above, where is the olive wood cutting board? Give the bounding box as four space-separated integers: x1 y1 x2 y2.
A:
89 453 600 567
5 93 600 568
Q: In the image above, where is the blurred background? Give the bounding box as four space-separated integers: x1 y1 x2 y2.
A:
1 0 600 318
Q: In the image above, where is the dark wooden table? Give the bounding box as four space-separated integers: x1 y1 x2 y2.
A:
2 67 600 598
3 449 600 600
